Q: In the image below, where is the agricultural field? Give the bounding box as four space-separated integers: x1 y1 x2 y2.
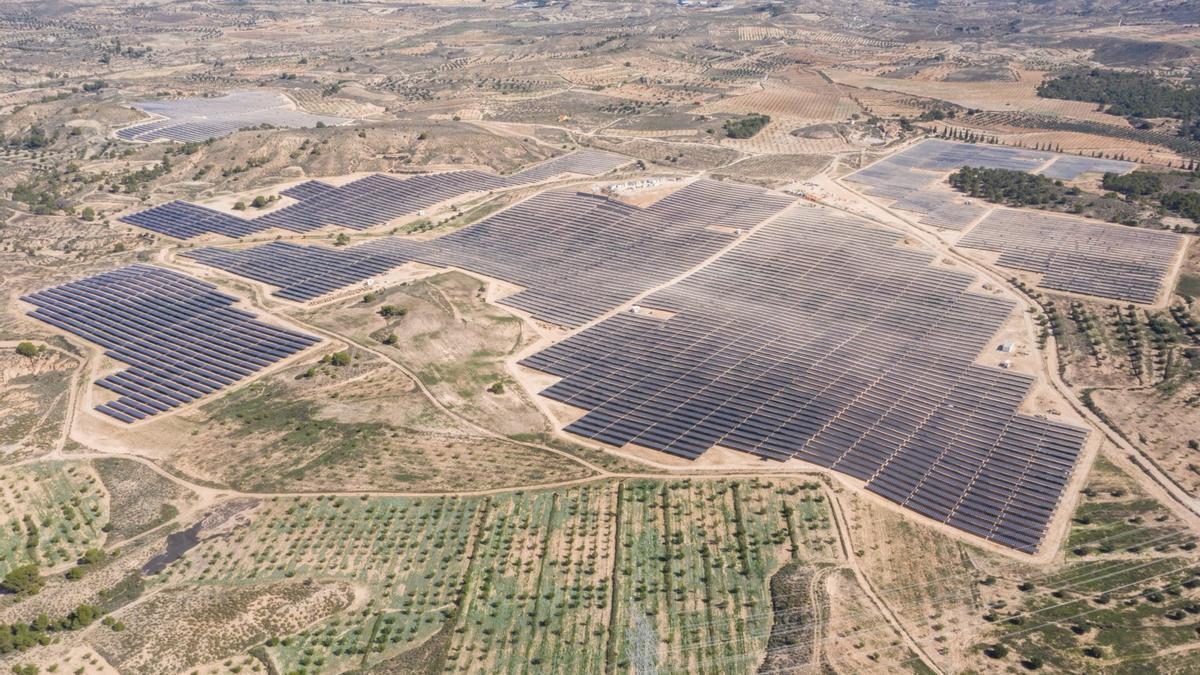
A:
89 477 844 674
0 463 107 576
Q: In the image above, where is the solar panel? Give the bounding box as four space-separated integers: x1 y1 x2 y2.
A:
183 179 796 327
520 203 1088 553
958 209 1182 303
120 150 631 239
117 91 348 143
21 265 320 423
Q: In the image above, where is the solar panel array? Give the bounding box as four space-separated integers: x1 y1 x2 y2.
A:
1039 155 1137 181
120 150 630 240
21 265 320 423
183 179 797 327
521 205 1088 553
889 190 988 231
958 210 1183 303
182 240 415 303
117 91 348 143
843 140 1137 231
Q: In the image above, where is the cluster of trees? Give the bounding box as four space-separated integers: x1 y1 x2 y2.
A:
1037 69 1200 140
1102 171 1163 196
234 194 279 211
0 604 102 655
0 565 43 596
723 114 771 139
1102 170 1200 223
948 166 1067 206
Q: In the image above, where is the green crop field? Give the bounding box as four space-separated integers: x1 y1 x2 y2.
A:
141 477 837 674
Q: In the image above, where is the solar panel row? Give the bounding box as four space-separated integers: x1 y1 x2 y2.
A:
844 139 1135 231
183 179 797 328
21 265 320 423
521 205 1088 553
120 150 631 240
117 91 347 143
958 210 1183 304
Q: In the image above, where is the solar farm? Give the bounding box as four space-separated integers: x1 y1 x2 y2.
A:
7 3 1200 673
844 140 1139 232
116 91 349 143
20 265 320 423
523 205 1087 553
182 178 794 325
120 149 630 239
840 140 1186 304
958 209 1184 304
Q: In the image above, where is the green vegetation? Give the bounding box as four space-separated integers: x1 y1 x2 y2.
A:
1102 171 1163 197
0 604 101 655
1 565 43 596
14 342 43 358
1102 169 1200 224
1037 69 1200 141
723 113 771 139
1177 273 1200 299
378 304 407 319
323 351 352 367
157 477 831 673
0 464 108 574
949 166 1067 206
64 547 105 581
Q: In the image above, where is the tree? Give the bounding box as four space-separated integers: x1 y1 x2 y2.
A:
334 233 351 246
14 342 41 358
1 565 43 596
329 351 352 367
722 114 771 139
379 305 407 319
80 206 95 222
251 195 269 208
233 201 247 211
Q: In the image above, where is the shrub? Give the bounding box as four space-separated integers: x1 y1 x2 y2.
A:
1 565 44 596
15 342 42 358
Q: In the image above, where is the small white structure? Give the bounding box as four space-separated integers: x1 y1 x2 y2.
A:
998 341 1015 353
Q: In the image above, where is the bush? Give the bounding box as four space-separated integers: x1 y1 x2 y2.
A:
379 305 407 319
14 342 42 358
984 644 1008 659
1 565 43 596
329 351 352 367
80 207 95 222
233 201 246 211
